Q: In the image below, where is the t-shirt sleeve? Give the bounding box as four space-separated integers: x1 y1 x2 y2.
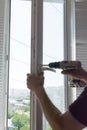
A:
69 87 87 126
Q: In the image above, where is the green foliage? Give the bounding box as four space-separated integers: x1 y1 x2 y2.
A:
16 98 23 102
24 95 30 100
20 124 29 130
13 128 18 130
8 106 14 119
23 105 29 112
46 124 52 130
12 113 29 130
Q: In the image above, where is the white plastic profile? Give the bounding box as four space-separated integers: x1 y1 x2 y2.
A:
0 0 10 130
30 0 43 129
64 0 76 108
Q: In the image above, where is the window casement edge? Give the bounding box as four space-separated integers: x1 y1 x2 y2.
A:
64 0 76 109
30 0 43 129
0 0 10 130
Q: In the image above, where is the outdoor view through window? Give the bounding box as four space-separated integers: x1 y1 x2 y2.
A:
43 1 64 129
8 0 65 130
8 0 31 130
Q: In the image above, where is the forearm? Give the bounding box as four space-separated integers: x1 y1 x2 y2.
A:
35 87 63 130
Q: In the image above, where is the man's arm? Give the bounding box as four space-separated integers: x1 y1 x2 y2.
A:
27 71 86 130
27 72 63 129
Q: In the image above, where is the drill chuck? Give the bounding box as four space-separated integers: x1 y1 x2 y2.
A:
48 61 81 69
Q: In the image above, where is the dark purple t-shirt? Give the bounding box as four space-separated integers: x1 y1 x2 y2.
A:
69 87 87 126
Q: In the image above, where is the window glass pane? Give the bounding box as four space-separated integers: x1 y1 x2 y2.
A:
8 0 31 130
43 1 65 129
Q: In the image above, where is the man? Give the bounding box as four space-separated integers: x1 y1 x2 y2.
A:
27 67 87 130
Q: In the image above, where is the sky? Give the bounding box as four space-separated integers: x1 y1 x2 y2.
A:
9 0 64 90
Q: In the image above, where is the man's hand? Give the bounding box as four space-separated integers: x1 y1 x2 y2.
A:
61 67 87 83
27 72 44 93
71 79 87 87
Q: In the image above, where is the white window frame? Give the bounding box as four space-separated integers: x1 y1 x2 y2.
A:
31 0 76 130
30 0 43 129
64 0 76 108
0 0 10 130
0 0 76 130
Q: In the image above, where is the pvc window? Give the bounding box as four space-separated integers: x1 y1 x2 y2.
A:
0 0 76 130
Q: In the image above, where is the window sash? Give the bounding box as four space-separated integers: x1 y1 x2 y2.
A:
64 0 76 108
0 0 10 129
31 0 76 130
30 0 43 129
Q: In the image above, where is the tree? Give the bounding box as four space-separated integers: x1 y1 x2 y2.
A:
46 124 52 130
8 106 14 119
23 105 29 112
16 98 23 102
12 113 29 130
20 124 29 130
